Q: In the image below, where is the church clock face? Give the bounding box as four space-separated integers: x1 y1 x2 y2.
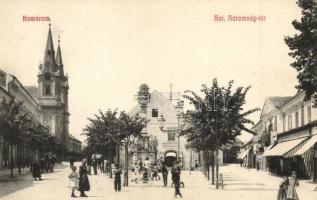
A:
44 73 51 81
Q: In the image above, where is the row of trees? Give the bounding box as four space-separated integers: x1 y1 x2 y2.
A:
182 78 260 189
0 97 67 177
83 109 148 186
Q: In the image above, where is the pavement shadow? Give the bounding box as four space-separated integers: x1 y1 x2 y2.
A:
0 174 35 198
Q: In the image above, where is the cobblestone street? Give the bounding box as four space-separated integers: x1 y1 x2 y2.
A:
1 163 316 200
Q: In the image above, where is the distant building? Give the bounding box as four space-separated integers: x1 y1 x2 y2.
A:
119 90 199 169
68 134 82 159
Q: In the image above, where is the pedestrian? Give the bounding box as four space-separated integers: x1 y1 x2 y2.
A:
137 158 143 173
92 157 98 175
162 162 168 186
32 160 42 181
69 166 79 198
87 157 92 175
171 161 182 198
143 168 149 183
256 161 260 171
194 160 198 170
152 165 160 181
69 157 74 169
114 164 122 192
277 176 289 200
78 159 90 197
286 171 299 200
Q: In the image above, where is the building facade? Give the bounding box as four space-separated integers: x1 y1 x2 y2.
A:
249 92 317 180
119 89 199 169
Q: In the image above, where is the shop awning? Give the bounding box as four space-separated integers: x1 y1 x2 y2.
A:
165 152 177 157
293 135 317 156
264 137 307 157
261 145 274 157
237 147 251 159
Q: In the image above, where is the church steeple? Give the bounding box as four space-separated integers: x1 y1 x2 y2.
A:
56 36 64 76
42 23 57 73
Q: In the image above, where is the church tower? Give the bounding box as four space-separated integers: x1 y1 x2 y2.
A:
37 24 69 146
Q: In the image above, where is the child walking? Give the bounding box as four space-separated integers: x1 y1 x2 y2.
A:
69 166 79 197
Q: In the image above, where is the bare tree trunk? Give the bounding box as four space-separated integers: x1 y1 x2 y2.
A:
116 143 120 165
124 143 129 186
207 151 210 180
216 148 219 189
108 144 113 178
211 150 215 185
203 151 207 177
17 146 21 174
10 144 14 178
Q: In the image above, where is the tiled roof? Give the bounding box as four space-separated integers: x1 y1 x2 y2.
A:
267 96 292 108
68 134 82 143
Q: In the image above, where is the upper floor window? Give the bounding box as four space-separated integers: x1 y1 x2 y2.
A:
307 105 312 123
301 103 305 125
45 84 51 96
273 116 277 131
282 114 286 132
288 115 292 130
295 112 299 128
168 132 175 141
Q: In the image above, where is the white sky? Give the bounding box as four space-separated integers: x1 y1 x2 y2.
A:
0 0 301 143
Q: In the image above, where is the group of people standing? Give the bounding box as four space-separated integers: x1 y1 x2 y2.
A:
68 157 183 198
31 153 56 181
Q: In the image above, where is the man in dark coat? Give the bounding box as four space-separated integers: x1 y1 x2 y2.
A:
79 159 90 197
32 160 42 181
113 164 122 192
92 157 98 175
161 162 168 186
171 161 182 198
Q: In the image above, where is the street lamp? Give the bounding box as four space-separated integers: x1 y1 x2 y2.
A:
158 100 185 164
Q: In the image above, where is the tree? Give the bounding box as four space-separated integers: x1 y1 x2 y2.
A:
83 109 148 185
0 97 26 177
183 78 260 189
118 112 148 186
285 0 317 105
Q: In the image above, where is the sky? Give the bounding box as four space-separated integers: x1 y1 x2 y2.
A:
0 0 301 143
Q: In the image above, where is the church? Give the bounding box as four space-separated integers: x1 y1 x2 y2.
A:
29 23 70 145
0 24 80 169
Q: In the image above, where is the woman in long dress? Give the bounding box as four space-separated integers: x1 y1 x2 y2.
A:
286 171 299 200
78 159 90 197
277 177 288 200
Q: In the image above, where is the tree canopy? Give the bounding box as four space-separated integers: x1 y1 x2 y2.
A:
285 0 317 105
182 78 260 152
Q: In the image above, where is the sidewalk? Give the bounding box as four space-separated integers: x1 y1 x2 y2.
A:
0 162 67 198
220 164 317 200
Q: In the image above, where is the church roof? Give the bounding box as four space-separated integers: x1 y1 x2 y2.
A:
42 24 57 73
24 86 39 100
55 37 64 75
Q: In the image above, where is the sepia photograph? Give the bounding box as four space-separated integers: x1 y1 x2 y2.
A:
0 0 316 199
